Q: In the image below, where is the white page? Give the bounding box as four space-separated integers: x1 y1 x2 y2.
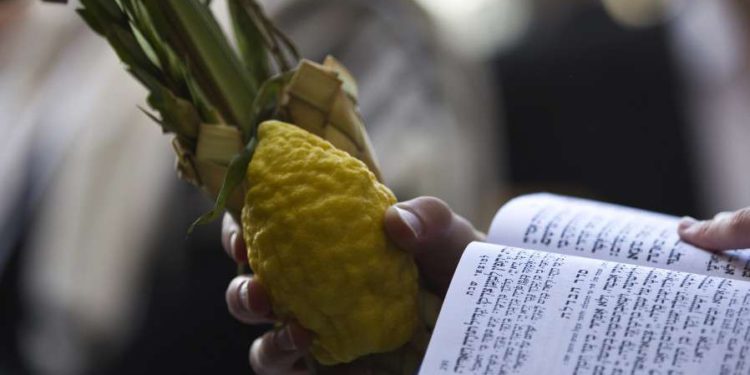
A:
420 242 750 375
488 193 750 281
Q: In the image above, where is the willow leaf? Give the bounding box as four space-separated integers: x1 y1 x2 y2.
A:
76 8 106 35
188 138 257 233
94 0 128 25
80 0 128 28
122 0 190 97
242 72 291 141
108 27 159 75
236 0 299 72
79 1 162 84
147 89 201 140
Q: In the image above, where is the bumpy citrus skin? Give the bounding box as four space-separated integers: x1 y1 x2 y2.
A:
241 121 419 365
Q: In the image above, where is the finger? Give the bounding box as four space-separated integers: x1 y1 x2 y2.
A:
221 213 247 263
250 323 314 375
713 211 733 221
384 196 485 296
225 275 274 324
678 208 750 251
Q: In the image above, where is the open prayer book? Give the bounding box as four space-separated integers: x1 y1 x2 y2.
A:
419 193 750 375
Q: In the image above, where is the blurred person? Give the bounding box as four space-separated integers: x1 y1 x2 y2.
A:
669 0 750 215
0 1 260 374
674 0 750 244
0 1 183 374
0 0 498 374
493 0 750 218
494 1 698 214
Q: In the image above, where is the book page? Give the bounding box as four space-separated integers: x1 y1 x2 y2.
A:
488 193 750 281
420 242 750 375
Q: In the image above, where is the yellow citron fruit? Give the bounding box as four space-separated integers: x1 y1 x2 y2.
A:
241 120 419 364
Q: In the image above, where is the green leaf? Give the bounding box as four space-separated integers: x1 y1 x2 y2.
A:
76 8 106 35
147 88 201 140
130 26 160 68
122 0 190 97
129 65 200 143
95 0 128 25
228 0 270 85
107 27 159 74
242 72 292 141
188 137 257 233
143 0 258 130
237 0 299 72
137 105 165 127
127 65 164 94
184 72 225 124
79 0 128 28
79 0 163 87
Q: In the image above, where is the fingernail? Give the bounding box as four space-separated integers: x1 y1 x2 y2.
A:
230 231 248 263
229 231 238 256
678 216 697 230
275 326 296 351
238 279 251 312
395 205 423 238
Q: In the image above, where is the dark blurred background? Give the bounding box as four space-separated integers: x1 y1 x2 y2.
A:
497 2 695 214
1 0 749 374
486 0 749 218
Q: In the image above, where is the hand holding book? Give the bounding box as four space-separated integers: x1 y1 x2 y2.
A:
224 192 750 374
421 193 750 375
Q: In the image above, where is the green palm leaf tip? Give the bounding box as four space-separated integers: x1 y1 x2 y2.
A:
78 0 160 82
141 0 259 137
78 1 190 141
119 0 190 97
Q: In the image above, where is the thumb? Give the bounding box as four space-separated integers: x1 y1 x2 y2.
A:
678 208 750 251
384 196 484 295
